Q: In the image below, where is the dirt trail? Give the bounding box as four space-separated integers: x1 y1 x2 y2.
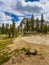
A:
3 35 49 65
7 35 49 53
8 36 29 52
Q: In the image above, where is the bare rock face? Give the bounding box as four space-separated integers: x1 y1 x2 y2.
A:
18 18 31 33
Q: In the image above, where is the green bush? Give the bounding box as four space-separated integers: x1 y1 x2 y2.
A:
21 47 38 56
21 47 27 52
0 55 10 65
31 49 37 55
26 49 38 56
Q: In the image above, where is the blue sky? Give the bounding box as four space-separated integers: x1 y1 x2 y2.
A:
25 0 39 2
0 0 49 27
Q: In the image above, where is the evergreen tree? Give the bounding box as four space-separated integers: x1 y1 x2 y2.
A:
5 23 9 35
43 24 48 34
11 20 16 37
36 18 39 32
1 23 5 34
40 14 44 33
0 26 1 34
47 25 49 32
25 19 29 33
31 14 35 32
8 24 12 38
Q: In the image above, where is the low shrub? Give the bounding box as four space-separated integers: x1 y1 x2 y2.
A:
21 47 27 52
21 47 38 56
26 49 38 56
0 55 10 65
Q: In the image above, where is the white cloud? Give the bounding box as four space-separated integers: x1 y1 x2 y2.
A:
0 12 12 21
0 0 49 27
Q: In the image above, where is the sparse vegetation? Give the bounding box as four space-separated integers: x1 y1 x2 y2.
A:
8 48 38 56
26 49 38 56
0 35 13 65
0 54 10 65
20 47 38 56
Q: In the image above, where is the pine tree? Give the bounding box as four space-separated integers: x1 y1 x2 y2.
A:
47 25 49 32
1 23 5 34
11 20 16 37
36 18 39 32
23 19 30 34
31 14 35 32
43 24 48 34
0 26 1 34
8 24 12 38
25 19 29 33
5 23 9 35
40 14 44 33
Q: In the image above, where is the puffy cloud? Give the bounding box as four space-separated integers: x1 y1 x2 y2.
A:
14 1 42 14
0 0 49 27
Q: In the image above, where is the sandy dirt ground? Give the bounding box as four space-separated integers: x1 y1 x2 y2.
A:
3 35 49 65
21 35 49 45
